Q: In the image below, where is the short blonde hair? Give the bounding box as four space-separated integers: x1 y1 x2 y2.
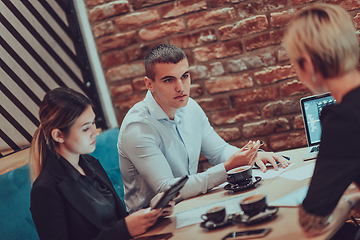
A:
283 3 359 79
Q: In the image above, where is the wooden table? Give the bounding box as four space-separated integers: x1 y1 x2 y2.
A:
140 148 346 240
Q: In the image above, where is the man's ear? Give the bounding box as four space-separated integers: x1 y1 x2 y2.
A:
144 76 154 92
51 129 65 143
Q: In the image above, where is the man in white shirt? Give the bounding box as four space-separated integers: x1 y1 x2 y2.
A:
118 44 290 213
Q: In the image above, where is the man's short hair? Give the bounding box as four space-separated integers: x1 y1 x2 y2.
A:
145 44 187 80
284 3 359 79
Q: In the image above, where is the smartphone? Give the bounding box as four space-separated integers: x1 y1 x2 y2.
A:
133 233 173 240
153 175 189 209
222 228 271 240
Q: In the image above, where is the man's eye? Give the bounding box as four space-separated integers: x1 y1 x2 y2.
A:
182 73 189 79
163 78 172 82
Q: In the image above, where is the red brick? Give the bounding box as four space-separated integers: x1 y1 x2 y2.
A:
110 83 133 97
189 65 208 80
205 74 253 94
125 42 162 62
196 97 229 111
208 62 225 77
133 77 147 92
88 1 130 22
263 99 301 118
270 9 295 28
211 106 261 125
251 0 286 12
170 30 217 49
130 0 171 10
294 114 304 130
277 48 289 62
193 41 242 62
114 9 159 31
254 65 297 85
326 0 360 10
96 31 137 53
187 8 236 31
190 84 203 98
231 140 256 150
161 0 207 18
139 19 185 41
237 3 257 20
182 49 194 65
106 62 145 81
101 50 126 68
243 118 290 138
245 29 284 51
114 93 145 111
208 0 243 8
225 53 276 73
230 87 279 108
92 21 115 38
215 127 241 141
269 131 307 151
219 15 269 41
85 0 113 8
291 0 315 5
280 79 310 96
189 62 224 80
355 13 360 29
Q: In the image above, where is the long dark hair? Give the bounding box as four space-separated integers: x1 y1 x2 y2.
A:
30 87 92 182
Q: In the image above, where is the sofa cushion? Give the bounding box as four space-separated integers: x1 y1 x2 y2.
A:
0 164 38 239
89 128 124 203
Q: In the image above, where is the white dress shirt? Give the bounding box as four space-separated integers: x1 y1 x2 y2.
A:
118 91 238 212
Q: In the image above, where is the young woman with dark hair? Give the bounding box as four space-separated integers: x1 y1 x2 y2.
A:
30 87 174 240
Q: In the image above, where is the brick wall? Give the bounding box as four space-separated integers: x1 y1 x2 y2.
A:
85 0 360 152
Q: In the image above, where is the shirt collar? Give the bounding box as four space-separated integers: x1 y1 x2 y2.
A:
58 155 96 181
144 90 184 124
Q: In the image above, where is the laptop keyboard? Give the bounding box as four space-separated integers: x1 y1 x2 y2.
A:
310 146 319 153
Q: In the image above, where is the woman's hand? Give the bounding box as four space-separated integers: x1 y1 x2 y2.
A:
150 192 177 217
224 140 260 171
125 208 162 237
300 192 360 238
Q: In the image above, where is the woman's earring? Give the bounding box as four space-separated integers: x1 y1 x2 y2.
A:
312 75 316 83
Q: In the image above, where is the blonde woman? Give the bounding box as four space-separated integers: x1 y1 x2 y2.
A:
284 4 360 238
30 87 174 240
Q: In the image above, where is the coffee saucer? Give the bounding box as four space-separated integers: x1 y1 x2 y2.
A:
224 176 262 192
234 206 279 225
200 214 235 230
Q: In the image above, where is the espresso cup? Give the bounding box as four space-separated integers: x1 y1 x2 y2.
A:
201 206 226 223
227 165 252 185
240 193 267 217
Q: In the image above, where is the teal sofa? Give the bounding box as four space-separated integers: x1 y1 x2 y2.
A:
0 128 123 240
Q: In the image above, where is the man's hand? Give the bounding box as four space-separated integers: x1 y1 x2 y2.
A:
255 152 290 173
224 140 260 171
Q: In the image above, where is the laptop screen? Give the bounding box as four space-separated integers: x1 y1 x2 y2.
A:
300 93 336 146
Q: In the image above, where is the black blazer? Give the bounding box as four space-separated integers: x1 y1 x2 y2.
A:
30 153 131 240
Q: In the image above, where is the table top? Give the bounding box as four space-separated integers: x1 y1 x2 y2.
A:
138 147 345 240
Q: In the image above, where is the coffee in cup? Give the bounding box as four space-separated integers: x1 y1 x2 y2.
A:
227 165 252 185
240 193 267 217
201 206 226 223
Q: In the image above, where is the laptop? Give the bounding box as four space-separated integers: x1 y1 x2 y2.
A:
300 92 336 160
